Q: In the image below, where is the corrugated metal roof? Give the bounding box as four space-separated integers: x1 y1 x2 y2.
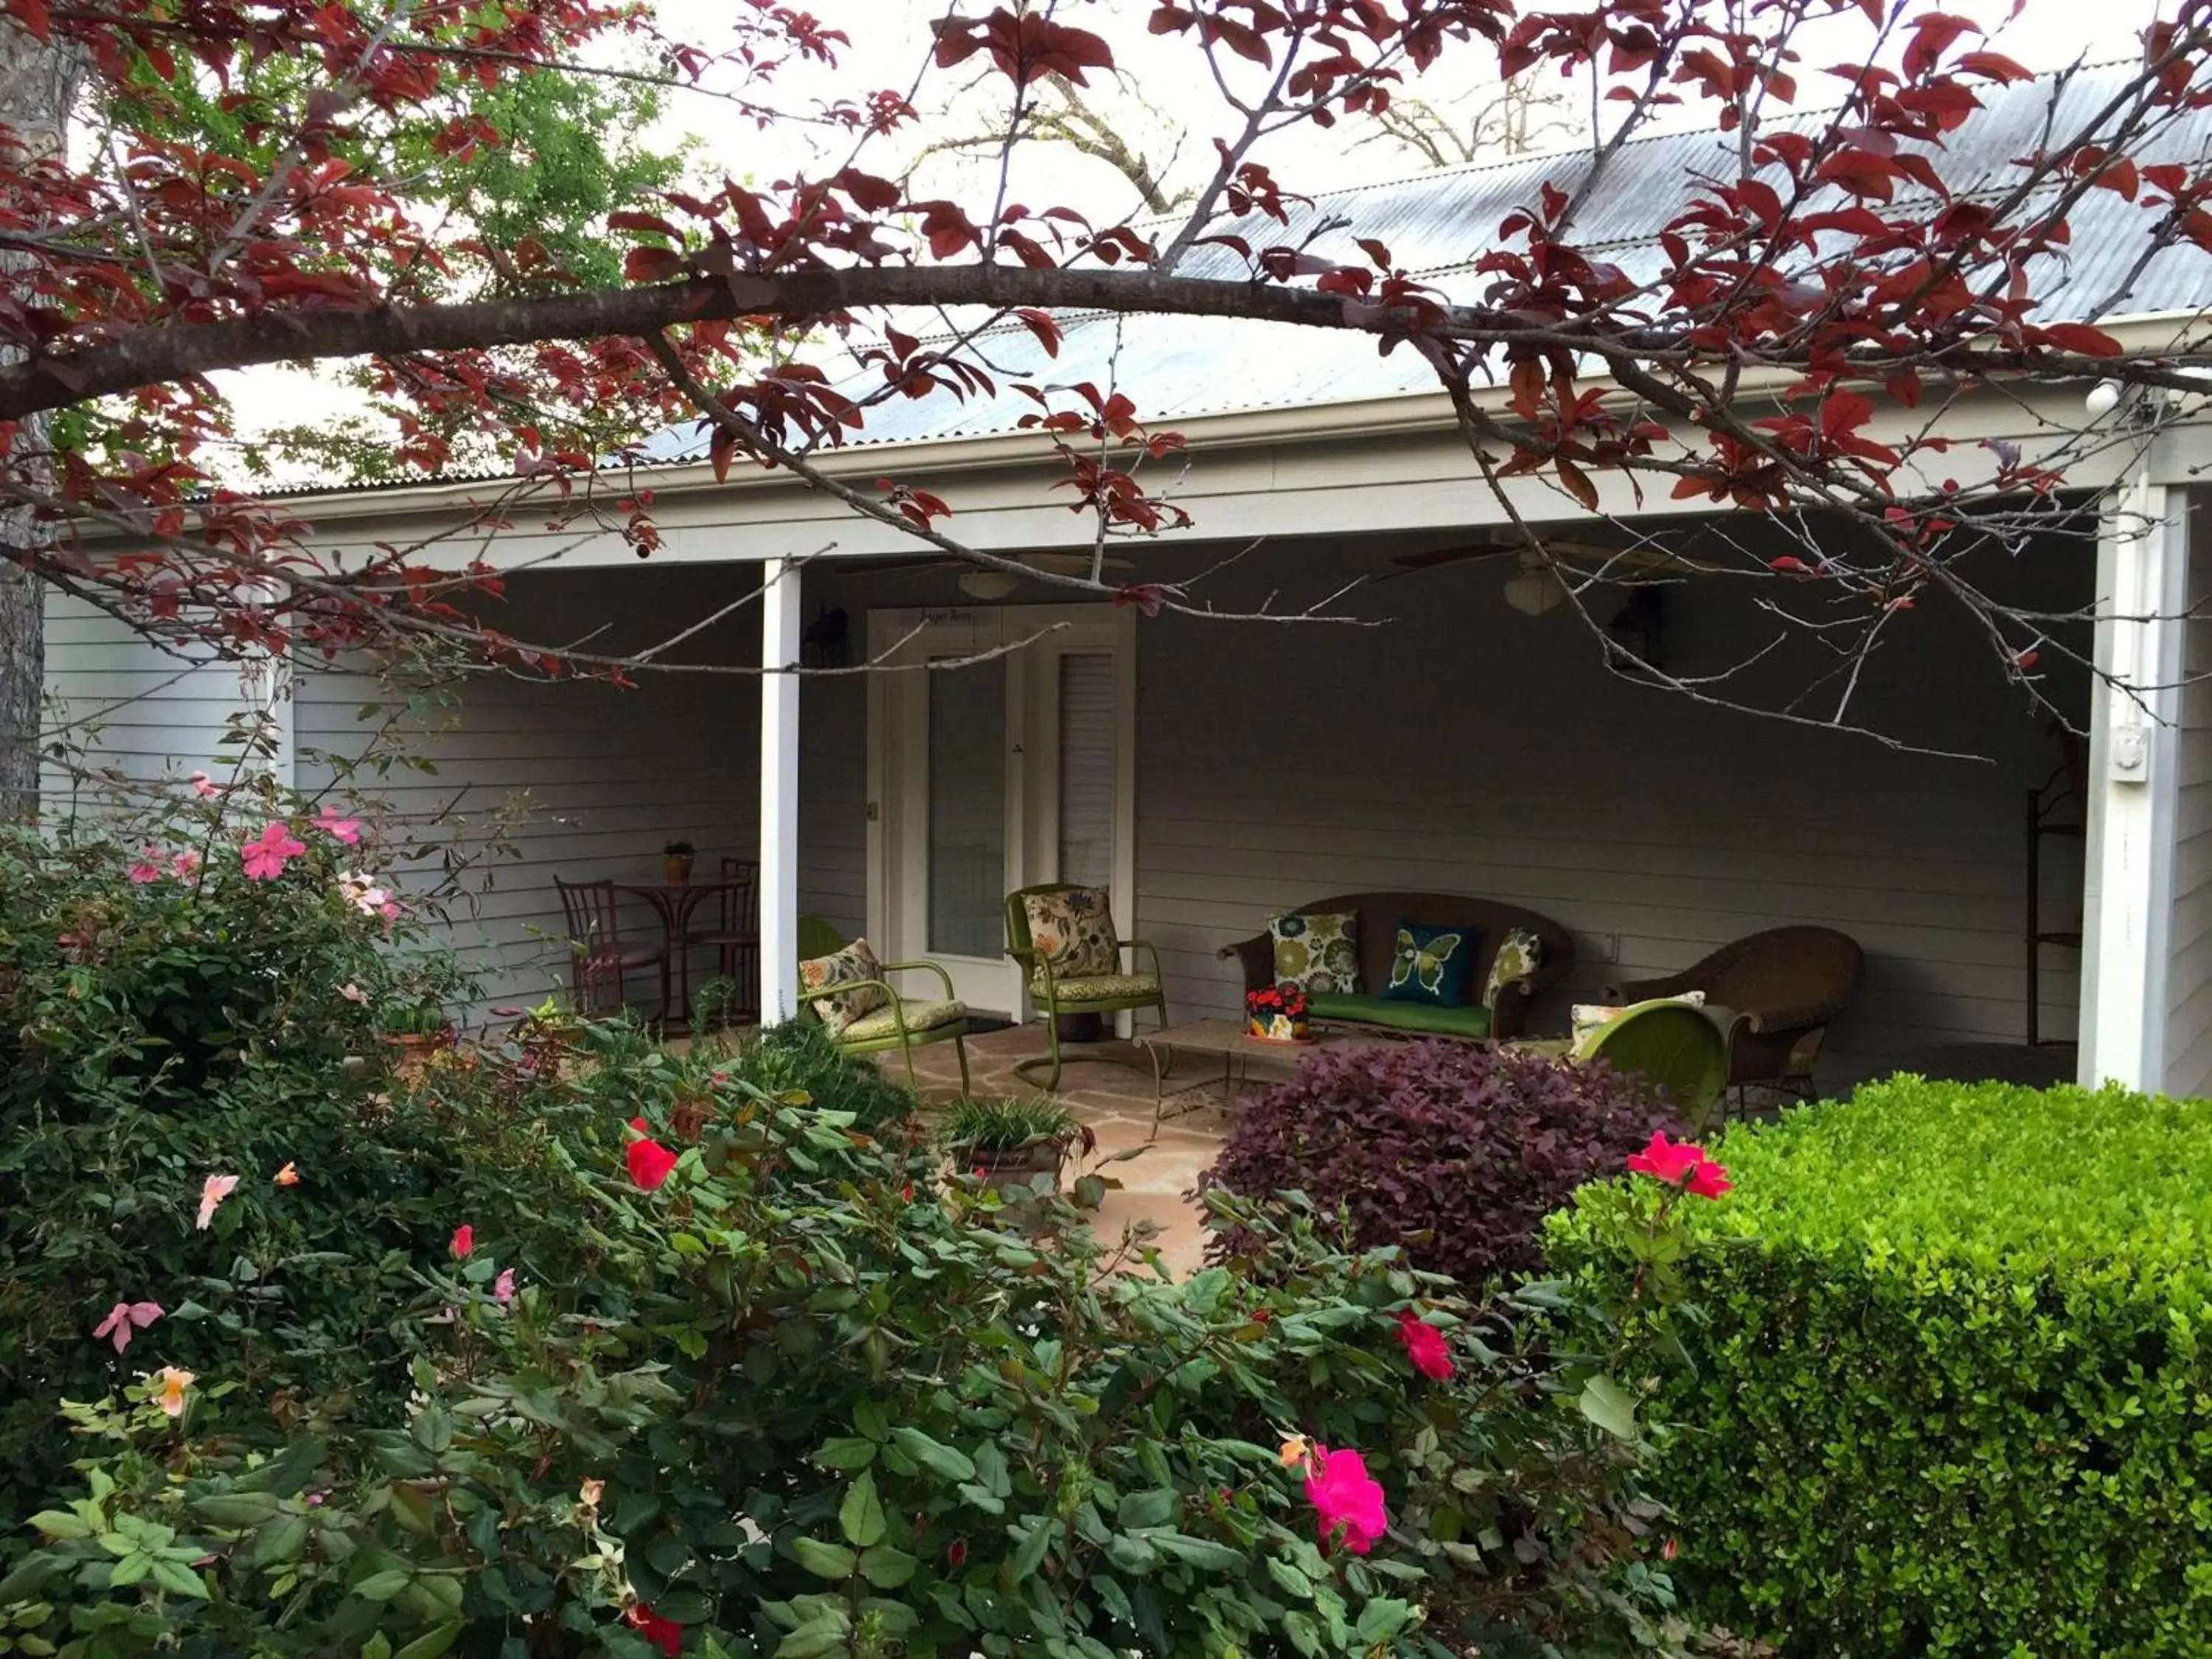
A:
643 58 2212 463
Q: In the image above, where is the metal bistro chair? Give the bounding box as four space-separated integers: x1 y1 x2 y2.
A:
794 917 973 1094
554 876 669 1023
1004 883 1169 1092
684 856 761 1024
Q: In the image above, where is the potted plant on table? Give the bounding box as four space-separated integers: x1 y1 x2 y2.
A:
1247 984 1311 1042
663 840 695 884
515 994 587 1074
940 1097 1082 1190
381 1000 454 1075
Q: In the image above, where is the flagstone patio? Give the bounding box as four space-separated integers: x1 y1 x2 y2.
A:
886 1023 1235 1279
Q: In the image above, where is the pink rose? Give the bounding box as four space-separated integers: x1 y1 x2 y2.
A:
240 821 306 882
1303 1445 1388 1555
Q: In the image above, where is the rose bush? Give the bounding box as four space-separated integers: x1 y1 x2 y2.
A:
3 1035 1714 1656
2 781 1721 1657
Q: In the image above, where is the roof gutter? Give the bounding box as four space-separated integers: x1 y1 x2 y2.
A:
260 310 2206 529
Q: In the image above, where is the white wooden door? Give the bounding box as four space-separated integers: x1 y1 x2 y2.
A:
869 605 1135 1020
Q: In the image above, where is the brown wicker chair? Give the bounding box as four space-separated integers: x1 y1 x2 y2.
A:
1607 926 1863 1104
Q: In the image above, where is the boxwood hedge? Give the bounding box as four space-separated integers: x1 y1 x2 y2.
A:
1549 1077 2212 1658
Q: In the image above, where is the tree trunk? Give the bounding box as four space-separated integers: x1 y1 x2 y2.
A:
0 21 78 821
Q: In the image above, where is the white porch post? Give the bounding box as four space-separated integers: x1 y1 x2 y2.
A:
759 557 801 1022
2079 469 2185 1088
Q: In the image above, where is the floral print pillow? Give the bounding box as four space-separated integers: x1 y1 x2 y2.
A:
1022 887 1119 991
799 937 887 1037
1483 927 1547 1011
1268 911 1360 995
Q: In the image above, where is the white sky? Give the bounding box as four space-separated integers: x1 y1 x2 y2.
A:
216 0 2141 470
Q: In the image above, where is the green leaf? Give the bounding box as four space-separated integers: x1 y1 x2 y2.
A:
189 1492 282 1528
393 1621 465 1659
1354 1598 1413 1644
858 1546 917 1589
150 1557 211 1599
774 1613 853 1658
106 1553 151 1587
1576 1373 1639 1441
888 1426 976 1484
24 1512 91 1541
1011 1518 1057 1584
839 1472 886 1549
1116 1489 1175 1529
1281 1610 1324 1657
1265 1555 1313 1599
355 1568 414 1601
1145 1531 1245 1571
790 1537 858 1581
814 1436 877 1472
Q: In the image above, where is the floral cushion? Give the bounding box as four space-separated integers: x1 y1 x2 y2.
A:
1045 973 1160 1003
838 998 967 1043
1381 923 1477 1008
1269 911 1360 995
799 938 887 1038
1022 886 1119 993
1484 927 1546 1010
1570 990 1708 1043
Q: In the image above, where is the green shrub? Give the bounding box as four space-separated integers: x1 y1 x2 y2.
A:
1550 1077 2212 1658
0 790 577 1531
5 1029 1709 1657
733 1015 919 1130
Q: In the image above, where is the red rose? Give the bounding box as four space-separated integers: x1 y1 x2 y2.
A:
625 1119 680 1191
1394 1310 1454 1381
1624 1131 1732 1199
625 1603 683 1657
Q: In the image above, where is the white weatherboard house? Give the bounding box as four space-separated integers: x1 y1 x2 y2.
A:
42 66 2212 1099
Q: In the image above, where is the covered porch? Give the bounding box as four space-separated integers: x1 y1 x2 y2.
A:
304 507 2107 1099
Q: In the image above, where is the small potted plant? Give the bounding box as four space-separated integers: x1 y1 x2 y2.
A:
1247 984 1311 1042
515 993 586 1073
381 1000 454 1074
940 1096 1082 1190
663 840 695 884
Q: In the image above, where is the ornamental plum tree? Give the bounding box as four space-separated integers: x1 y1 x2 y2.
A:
1 0 2209 804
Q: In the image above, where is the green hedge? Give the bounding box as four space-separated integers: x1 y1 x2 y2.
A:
1549 1077 2212 1659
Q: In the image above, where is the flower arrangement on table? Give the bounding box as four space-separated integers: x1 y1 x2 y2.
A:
1247 984 1312 1042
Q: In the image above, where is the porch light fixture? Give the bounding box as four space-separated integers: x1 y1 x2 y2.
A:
1501 556 1566 616
957 568 1020 602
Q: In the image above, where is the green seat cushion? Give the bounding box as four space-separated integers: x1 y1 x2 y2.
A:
836 998 967 1043
1043 973 1161 1004
1310 992 1490 1039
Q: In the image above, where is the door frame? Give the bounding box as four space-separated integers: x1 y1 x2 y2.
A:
864 603 1138 1018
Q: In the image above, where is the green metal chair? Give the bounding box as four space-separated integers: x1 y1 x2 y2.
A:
1004 883 1169 1091
1571 998 1730 1128
793 917 972 1094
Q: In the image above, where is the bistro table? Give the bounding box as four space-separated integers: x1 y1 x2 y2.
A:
613 877 756 1027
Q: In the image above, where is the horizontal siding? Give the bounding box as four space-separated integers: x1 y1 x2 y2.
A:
293 566 766 1019
2166 493 2212 1099
1116 535 2091 1091
40 591 253 809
